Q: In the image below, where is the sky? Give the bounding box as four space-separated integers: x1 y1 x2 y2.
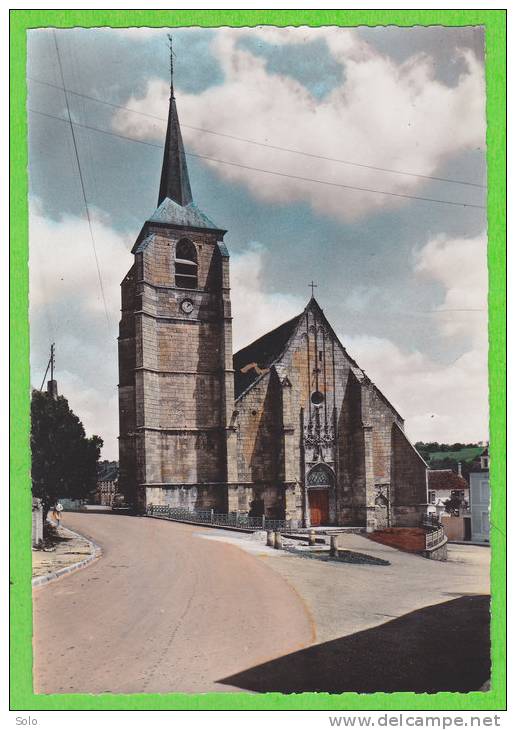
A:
27 25 488 460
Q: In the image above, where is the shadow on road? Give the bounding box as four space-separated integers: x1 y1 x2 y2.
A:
219 595 490 694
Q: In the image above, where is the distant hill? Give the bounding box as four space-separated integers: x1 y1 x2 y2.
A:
414 443 484 482
426 446 483 463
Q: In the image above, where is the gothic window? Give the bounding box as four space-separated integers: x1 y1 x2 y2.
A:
307 464 334 486
175 238 198 289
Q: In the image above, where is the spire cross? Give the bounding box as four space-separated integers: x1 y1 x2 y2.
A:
309 281 318 298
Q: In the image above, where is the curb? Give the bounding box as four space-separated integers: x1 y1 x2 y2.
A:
32 528 102 587
448 540 490 547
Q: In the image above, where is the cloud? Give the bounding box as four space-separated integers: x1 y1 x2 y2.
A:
342 231 488 442
233 232 488 443
29 204 133 324
231 244 304 351
415 231 488 345
112 27 485 222
343 333 488 443
28 207 303 457
29 205 133 459
52 369 120 454
29 216 488 460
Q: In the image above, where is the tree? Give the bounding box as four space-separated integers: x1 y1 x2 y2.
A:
444 495 463 516
31 390 103 515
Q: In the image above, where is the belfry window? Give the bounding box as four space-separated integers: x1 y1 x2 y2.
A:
175 238 198 289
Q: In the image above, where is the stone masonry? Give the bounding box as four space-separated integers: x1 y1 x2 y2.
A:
118 73 429 529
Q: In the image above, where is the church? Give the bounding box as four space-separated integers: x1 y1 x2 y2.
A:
118 71 429 531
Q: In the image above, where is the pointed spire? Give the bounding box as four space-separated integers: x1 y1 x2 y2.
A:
157 35 193 208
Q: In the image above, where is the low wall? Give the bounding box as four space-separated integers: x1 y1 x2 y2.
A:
368 528 426 552
423 542 448 561
392 504 428 527
441 515 468 541
32 498 43 546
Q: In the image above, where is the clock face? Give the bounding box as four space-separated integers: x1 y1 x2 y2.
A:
180 298 194 314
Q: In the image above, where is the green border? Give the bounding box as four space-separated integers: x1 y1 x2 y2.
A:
10 9 506 711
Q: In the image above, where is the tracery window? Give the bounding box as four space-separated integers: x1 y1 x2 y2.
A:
175 238 198 289
307 464 334 486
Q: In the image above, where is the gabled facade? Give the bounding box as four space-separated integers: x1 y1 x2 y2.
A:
118 68 429 530
231 299 428 529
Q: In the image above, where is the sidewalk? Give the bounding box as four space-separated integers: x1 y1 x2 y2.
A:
32 525 99 583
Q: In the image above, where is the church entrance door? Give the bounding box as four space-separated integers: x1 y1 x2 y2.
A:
309 489 329 526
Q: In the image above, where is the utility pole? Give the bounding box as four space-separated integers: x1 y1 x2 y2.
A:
40 343 58 399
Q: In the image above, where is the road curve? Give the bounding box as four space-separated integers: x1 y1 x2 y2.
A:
33 513 314 694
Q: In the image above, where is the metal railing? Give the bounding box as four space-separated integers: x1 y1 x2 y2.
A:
422 514 441 529
146 504 295 532
425 525 446 550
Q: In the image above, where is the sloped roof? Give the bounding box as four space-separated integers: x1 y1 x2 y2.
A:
232 297 405 423
148 197 220 230
158 92 192 208
232 297 367 402
131 199 224 254
233 314 302 399
97 461 119 483
428 470 468 491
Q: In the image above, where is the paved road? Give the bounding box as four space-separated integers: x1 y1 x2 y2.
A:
33 514 314 694
259 532 491 644
197 530 491 693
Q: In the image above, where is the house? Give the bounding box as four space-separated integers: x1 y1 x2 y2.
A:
96 461 119 507
427 469 469 515
469 447 490 543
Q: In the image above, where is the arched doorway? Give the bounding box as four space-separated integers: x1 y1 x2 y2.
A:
307 464 335 526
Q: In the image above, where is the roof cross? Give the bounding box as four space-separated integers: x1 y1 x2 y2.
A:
309 281 318 297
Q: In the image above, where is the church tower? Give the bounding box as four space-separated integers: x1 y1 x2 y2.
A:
118 48 236 512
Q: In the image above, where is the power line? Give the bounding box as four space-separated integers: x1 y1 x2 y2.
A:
51 32 112 331
28 75 486 190
29 107 486 211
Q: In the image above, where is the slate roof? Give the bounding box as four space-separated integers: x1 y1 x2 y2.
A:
130 84 223 252
158 92 192 207
428 470 468 491
232 297 406 425
233 313 302 399
148 197 220 231
97 461 119 483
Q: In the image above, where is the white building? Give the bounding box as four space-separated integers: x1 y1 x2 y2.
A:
469 447 490 543
427 469 469 516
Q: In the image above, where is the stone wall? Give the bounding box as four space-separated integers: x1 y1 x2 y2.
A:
441 515 470 541
120 231 428 527
391 423 428 526
32 498 43 546
118 264 138 505
232 301 427 529
118 223 233 512
146 484 227 511
235 372 282 483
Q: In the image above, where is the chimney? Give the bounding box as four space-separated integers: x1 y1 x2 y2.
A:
47 379 58 400
457 461 462 478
